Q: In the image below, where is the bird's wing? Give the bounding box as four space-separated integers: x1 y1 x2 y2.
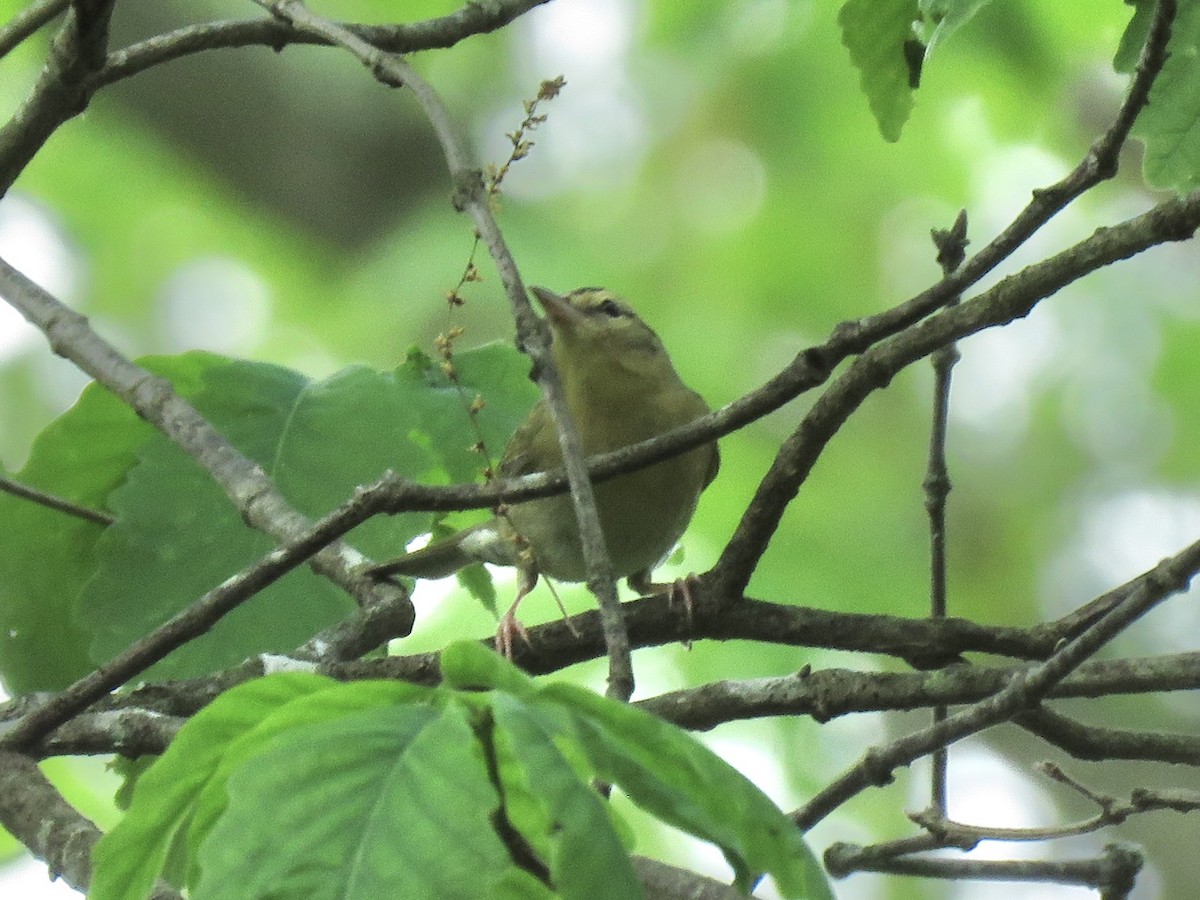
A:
687 387 721 490
498 399 558 478
703 440 721 490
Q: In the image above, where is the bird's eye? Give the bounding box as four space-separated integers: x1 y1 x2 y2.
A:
597 299 622 318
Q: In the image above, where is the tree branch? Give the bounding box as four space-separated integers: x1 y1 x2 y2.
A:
0 472 113 525
0 750 182 898
25 644 1196 763
97 0 551 87
924 208 969 820
792 538 1200 830
0 0 67 59
715 191 1200 593
1017 706 1200 765
0 0 552 194
0 475 410 753
636 653 1200 749
825 840 1143 898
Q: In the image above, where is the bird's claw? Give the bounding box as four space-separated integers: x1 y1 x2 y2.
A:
632 572 699 633
495 611 532 659
665 575 700 622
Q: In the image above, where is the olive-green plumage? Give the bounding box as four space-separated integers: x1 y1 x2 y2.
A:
372 286 718 610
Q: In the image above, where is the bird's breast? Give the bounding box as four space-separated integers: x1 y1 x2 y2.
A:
506 376 714 582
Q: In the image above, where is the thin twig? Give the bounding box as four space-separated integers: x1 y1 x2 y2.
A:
436 78 565 617
1018 706 1200 766
907 763 1200 843
923 209 968 821
0 473 113 525
0 0 68 59
825 840 1143 898
255 0 634 701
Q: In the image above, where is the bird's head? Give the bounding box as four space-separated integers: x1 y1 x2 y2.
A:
530 286 666 375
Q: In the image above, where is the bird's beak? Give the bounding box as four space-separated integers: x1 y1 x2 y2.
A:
530 286 583 329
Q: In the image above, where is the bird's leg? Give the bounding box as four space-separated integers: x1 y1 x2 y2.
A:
543 577 581 637
495 566 538 659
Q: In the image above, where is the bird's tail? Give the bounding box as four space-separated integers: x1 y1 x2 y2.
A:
370 531 477 580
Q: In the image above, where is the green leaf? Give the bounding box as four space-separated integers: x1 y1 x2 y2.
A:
96 667 826 899
74 360 372 680
192 703 537 900
69 344 533 682
538 684 831 899
1114 0 1154 73
492 693 643 900
78 425 357 682
839 0 921 141
457 562 499 616
917 0 997 56
439 639 535 696
111 755 157 813
1134 0 1200 191
90 672 335 900
184 679 433 879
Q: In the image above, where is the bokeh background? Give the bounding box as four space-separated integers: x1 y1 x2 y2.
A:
1 1 1197 897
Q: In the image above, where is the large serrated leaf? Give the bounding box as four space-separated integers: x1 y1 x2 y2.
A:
184 679 433 875
492 693 643 900
63 344 534 682
538 683 831 899
0 353 216 692
77 427 358 681
3 343 533 691
90 672 336 900
192 703 534 900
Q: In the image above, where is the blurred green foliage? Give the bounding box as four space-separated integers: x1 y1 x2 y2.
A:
1 0 1198 896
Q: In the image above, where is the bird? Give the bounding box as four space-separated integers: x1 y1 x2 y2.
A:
371 286 719 655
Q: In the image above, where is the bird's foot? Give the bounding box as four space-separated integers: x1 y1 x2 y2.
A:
495 568 541 659
630 572 700 627
495 609 532 660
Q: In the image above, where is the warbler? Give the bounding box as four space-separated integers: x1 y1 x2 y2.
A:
372 286 719 652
